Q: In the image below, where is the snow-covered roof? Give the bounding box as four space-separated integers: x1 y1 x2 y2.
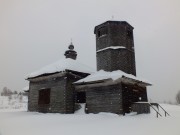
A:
27 58 95 79
75 70 151 85
22 86 29 91
97 46 126 53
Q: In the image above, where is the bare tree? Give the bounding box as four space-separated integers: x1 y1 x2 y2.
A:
1 87 8 96
8 95 12 105
19 95 23 103
13 91 18 95
176 91 180 104
1 87 13 96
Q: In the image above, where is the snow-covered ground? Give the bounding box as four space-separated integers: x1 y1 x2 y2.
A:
0 95 27 112
0 96 179 135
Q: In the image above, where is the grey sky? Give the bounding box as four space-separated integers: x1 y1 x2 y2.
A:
0 0 180 102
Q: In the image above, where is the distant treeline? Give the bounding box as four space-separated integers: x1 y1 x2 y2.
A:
1 87 27 96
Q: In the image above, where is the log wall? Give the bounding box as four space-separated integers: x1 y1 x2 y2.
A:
86 84 123 114
28 74 67 113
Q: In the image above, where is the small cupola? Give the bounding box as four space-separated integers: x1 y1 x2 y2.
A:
64 42 77 60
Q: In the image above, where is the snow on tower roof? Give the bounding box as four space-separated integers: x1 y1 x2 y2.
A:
27 58 95 79
75 70 151 85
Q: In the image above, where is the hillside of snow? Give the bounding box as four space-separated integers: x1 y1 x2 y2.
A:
0 97 180 135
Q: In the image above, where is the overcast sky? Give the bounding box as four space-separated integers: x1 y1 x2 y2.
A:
0 0 180 102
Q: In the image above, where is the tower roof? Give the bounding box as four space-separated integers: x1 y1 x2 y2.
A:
64 42 77 60
94 20 134 34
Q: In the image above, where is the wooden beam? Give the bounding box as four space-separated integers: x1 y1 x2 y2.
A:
27 72 66 82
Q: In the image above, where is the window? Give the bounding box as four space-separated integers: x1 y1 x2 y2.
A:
38 89 51 105
127 30 133 38
98 27 108 37
76 92 86 103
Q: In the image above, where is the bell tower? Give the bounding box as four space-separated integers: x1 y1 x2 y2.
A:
94 21 136 76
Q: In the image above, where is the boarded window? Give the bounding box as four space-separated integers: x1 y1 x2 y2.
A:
98 27 108 37
38 89 51 105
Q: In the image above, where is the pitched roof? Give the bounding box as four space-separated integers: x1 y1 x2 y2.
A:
22 86 29 91
75 70 151 86
27 58 95 79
